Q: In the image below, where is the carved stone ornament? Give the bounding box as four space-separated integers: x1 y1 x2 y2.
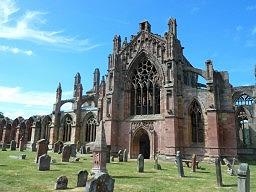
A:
130 121 155 134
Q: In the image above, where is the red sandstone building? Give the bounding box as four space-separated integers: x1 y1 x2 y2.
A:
1 19 255 159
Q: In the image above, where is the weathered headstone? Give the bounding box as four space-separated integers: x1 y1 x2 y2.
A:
111 156 115 162
53 141 61 153
106 145 111 163
55 176 68 190
154 153 161 170
10 140 16 151
58 142 64 154
76 141 80 152
118 150 123 162
85 172 115 192
31 142 37 152
36 139 48 163
215 157 223 187
70 144 77 157
191 154 197 172
77 170 88 187
123 149 128 162
2 143 7 151
38 154 51 171
80 146 86 154
19 136 26 151
62 145 71 162
137 154 144 172
21 154 26 160
176 151 184 177
237 163 250 192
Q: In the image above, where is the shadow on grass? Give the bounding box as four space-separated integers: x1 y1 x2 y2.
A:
53 163 69 165
184 175 202 179
113 175 150 179
0 164 7 166
196 171 210 174
50 169 60 172
222 184 237 187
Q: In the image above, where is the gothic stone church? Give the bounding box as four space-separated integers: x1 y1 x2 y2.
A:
1 19 256 160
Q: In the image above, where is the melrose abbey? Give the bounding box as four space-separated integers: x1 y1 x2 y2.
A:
1 19 256 160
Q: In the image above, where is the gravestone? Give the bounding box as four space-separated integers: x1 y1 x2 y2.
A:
223 158 235 176
118 150 123 162
2 143 7 151
176 151 184 177
19 136 26 151
10 140 16 151
137 154 144 172
154 153 161 170
55 176 68 190
70 144 77 157
21 154 26 159
85 172 115 192
36 139 48 163
77 170 88 187
58 142 64 154
111 156 115 162
191 154 197 172
31 142 37 152
62 145 71 162
237 163 250 192
38 154 51 171
123 149 128 162
53 141 61 153
80 146 86 154
215 157 223 187
76 141 80 152
106 145 111 163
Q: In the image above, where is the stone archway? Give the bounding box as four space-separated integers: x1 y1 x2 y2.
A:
132 129 150 159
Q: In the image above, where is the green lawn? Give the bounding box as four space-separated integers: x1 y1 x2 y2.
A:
0 150 254 192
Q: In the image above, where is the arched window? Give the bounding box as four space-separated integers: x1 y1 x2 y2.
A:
190 101 204 143
130 58 160 115
42 118 51 140
85 116 97 142
235 94 254 106
237 107 251 146
63 115 72 142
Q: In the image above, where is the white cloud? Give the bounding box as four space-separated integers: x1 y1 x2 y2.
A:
0 0 99 51
0 45 33 56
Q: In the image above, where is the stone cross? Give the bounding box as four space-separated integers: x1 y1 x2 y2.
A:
91 120 108 174
85 172 115 192
137 154 144 172
10 140 16 151
36 139 48 163
38 154 51 171
176 151 184 177
55 176 68 190
77 170 88 187
191 154 197 172
215 157 223 187
62 145 71 162
237 163 250 192
123 149 128 162
118 150 123 162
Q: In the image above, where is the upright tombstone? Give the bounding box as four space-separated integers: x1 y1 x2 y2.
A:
80 145 86 154
31 142 37 152
91 121 108 174
77 170 88 187
36 139 48 163
85 172 115 192
137 154 144 172
215 157 223 187
19 136 26 151
118 150 123 162
191 154 197 172
10 140 16 151
176 151 184 177
62 145 71 162
2 142 7 151
53 141 61 153
123 149 128 162
38 154 51 171
106 145 111 163
154 153 161 170
237 163 250 192
70 144 77 157
58 141 64 154
76 141 80 152
55 176 68 190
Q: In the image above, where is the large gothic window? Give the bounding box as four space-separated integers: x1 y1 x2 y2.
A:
63 115 72 142
190 101 204 143
130 58 160 115
85 116 97 142
235 94 254 106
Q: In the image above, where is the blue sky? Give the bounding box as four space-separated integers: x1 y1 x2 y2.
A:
0 0 255 119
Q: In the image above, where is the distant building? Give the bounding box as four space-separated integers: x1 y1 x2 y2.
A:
1 19 256 159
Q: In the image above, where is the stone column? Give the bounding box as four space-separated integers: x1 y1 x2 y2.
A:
237 163 250 192
176 151 184 177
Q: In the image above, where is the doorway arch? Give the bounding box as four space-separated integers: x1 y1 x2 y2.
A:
132 129 150 159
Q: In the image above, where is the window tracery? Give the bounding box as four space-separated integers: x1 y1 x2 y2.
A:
190 101 204 143
63 115 72 142
85 116 97 142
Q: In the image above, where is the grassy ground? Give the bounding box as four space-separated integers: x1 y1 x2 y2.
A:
0 150 254 192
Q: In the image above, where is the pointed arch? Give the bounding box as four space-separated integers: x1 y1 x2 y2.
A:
82 112 97 142
61 114 73 142
41 115 52 140
189 99 204 144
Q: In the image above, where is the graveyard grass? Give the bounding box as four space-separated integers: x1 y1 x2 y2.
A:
0 151 255 192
